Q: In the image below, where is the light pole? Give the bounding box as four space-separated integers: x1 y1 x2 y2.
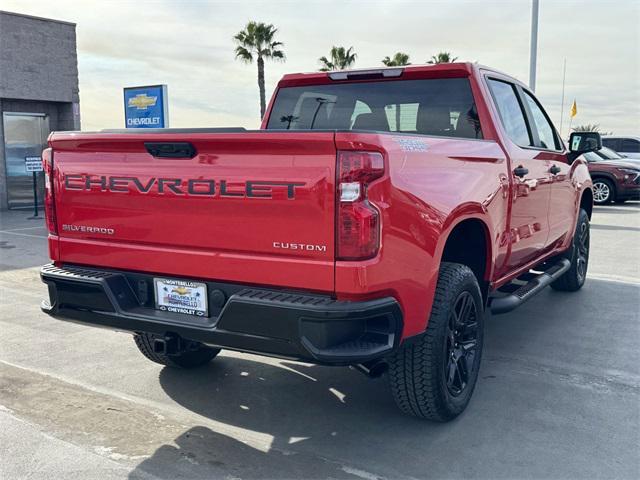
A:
559 58 567 135
529 0 539 91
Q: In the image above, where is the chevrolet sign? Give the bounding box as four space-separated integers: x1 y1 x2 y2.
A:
123 85 168 128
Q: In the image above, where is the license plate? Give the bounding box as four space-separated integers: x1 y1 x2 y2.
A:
154 278 208 317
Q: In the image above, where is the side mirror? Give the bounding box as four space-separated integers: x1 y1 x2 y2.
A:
568 132 602 162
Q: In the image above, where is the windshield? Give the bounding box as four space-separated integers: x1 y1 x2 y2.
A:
266 78 483 139
583 151 602 162
596 146 624 160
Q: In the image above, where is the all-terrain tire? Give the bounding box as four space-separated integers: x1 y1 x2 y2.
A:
388 263 484 421
550 208 590 292
134 333 220 368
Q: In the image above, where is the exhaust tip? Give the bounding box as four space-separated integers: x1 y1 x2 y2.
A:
352 361 388 378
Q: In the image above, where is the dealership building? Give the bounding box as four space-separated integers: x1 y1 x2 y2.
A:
0 11 80 210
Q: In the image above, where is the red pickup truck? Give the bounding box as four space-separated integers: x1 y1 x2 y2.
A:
40 63 600 421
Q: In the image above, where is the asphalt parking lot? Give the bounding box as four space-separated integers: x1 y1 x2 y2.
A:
0 203 639 480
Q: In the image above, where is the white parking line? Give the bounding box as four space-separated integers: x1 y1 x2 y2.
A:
2 225 46 232
0 231 47 239
587 273 640 285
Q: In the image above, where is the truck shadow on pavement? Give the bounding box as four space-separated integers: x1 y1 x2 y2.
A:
125 356 432 479
130 355 447 479
127 425 358 480
129 279 640 479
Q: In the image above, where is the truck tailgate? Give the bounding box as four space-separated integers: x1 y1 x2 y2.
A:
49 131 336 292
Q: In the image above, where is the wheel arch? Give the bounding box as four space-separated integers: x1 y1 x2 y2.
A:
439 216 493 301
580 187 593 219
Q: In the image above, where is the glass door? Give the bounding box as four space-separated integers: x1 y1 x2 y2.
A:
2 113 50 209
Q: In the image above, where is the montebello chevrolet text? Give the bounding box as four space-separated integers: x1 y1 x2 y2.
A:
40 63 599 420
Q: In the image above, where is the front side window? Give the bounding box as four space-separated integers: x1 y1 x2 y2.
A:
487 79 531 147
523 91 560 150
266 78 483 139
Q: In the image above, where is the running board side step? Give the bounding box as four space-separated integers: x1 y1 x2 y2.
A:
489 258 571 315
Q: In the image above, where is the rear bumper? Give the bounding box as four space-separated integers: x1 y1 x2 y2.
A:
40 264 402 365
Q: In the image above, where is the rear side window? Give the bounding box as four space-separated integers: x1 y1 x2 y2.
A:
602 138 621 151
487 79 531 147
523 91 560 150
622 139 640 153
266 78 483 139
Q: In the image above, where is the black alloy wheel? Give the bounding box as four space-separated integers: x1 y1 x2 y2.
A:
575 217 590 285
551 208 590 292
444 291 479 396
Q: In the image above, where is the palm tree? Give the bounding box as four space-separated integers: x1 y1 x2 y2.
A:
234 21 285 119
382 52 411 66
318 46 357 71
280 115 298 129
572 124 602 132
381 52 411 130
427 52 458 64
572 124 613 136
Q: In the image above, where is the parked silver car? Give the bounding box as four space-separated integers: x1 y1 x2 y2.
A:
602 136 640 159
584 146 640 164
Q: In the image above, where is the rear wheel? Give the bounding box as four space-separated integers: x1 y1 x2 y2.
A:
592 179 614 205
388 263 484 421
134 333 220 368
551 208 590 292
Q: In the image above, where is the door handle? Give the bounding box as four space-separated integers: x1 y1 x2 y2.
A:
513 166 529 178
549 164 561 175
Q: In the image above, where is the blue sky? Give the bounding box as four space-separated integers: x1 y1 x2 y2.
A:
4 0 639 134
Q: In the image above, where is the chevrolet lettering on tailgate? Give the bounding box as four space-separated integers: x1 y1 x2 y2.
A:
63 175 305 199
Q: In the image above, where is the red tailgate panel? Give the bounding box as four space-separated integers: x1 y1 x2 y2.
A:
51 132 336 292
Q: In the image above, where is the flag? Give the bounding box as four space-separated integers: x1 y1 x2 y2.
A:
570 100 577 118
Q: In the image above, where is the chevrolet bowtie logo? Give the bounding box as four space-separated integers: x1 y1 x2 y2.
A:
128 93 157 110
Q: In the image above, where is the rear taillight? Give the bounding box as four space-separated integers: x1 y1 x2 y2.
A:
42 148 57 235
337 151 384 260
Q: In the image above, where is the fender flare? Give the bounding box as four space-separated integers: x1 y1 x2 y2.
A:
436 205 495 282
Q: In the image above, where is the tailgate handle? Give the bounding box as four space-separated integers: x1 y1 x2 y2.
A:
145 142 197 159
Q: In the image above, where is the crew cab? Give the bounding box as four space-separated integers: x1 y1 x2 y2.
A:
40 63 599 421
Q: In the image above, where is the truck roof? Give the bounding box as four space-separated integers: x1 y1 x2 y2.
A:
278 62 526 89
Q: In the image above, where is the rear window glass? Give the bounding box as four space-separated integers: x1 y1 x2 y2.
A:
266 78 483 139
